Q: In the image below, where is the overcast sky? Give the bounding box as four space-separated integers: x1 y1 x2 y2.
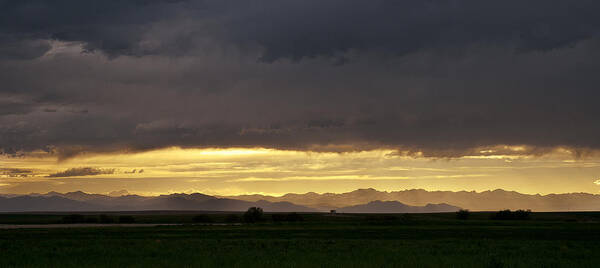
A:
2 1 600 195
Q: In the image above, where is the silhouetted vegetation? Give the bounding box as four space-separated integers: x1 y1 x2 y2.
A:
400 213 413 222
271 213 304 222
85 216 99 223
61 214 86 223
192 214 213 223
99 214 114 223
365 215 398 222
285 212 303 222
118 215 135 223
225 214 241 223
491 209 531 220
4 211 600 226
243 207 264 223
271 214 285 222
456 209 470 220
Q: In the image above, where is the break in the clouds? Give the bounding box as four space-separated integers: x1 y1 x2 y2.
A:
47 167 115 178
2 0 600 158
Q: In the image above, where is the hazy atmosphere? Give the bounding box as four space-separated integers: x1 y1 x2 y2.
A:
2 0 600 197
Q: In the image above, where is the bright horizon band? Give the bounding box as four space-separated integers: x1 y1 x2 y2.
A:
2 147 599 196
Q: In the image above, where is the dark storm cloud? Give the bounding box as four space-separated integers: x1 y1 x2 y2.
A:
0 37 51 60
223 0 600 61
47 167 115 178
2 1 599 60
0 0 189 57
0 100 35 115
1 1 600 158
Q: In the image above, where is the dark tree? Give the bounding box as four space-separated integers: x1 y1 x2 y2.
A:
491 209 531 220
491 209 513 220
456 209 470 220
243 207 264 223
513 209 532 220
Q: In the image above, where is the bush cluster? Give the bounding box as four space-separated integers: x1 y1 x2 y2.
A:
456 209 470 220
118 215 136 223
243 207 264 223
192 215 213 223
61 214 133 223
225 214 241 223
271 213 304 222
491 209 531 220
365 215 398 222
61 214 88 223
99 214 114 223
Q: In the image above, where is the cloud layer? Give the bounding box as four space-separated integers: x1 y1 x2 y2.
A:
2 0 600 157
47 167 115 178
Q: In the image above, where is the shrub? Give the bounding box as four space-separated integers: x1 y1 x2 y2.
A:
118 215 135 223
62 214 85 223
192 215 213 223
243 207 264 223
513 209 532 220
492 209 513 220
99 214 114 223
456 209 470 220
491 209 531 220
285 212 304 222
85 216 99 223
271 214 286 222
225 214 241 223
272 213 304 222
365 215 397 222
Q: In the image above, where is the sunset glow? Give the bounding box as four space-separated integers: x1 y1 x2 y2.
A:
2 147 599 196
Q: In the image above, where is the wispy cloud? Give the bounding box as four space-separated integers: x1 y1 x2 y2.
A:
47 167 115 178
124 169 144 174
230 174 490 182
0 168 34 178
595 179 600 186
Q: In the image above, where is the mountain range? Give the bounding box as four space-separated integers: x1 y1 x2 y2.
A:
337 201 460 213
223 188 600 212
2 188 599 212
0 192 315 212
0 190 460 213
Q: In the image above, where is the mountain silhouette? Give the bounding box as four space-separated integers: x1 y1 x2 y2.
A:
225 188 600 211
4 188 600 212
0 192 316 212
338 201 460 213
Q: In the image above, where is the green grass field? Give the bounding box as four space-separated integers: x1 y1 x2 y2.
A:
1 212 599 267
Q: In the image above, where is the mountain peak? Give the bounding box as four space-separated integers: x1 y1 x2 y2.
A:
338 200 458 213
108 190 130 197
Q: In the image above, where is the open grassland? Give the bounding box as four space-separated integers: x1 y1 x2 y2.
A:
0 212 599 267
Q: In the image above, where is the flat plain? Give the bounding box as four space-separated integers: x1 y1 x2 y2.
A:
0 212 599 267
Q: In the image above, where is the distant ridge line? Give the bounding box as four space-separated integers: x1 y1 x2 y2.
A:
2 188 600 212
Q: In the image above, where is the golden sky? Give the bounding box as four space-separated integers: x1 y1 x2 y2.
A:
1 147 599 196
